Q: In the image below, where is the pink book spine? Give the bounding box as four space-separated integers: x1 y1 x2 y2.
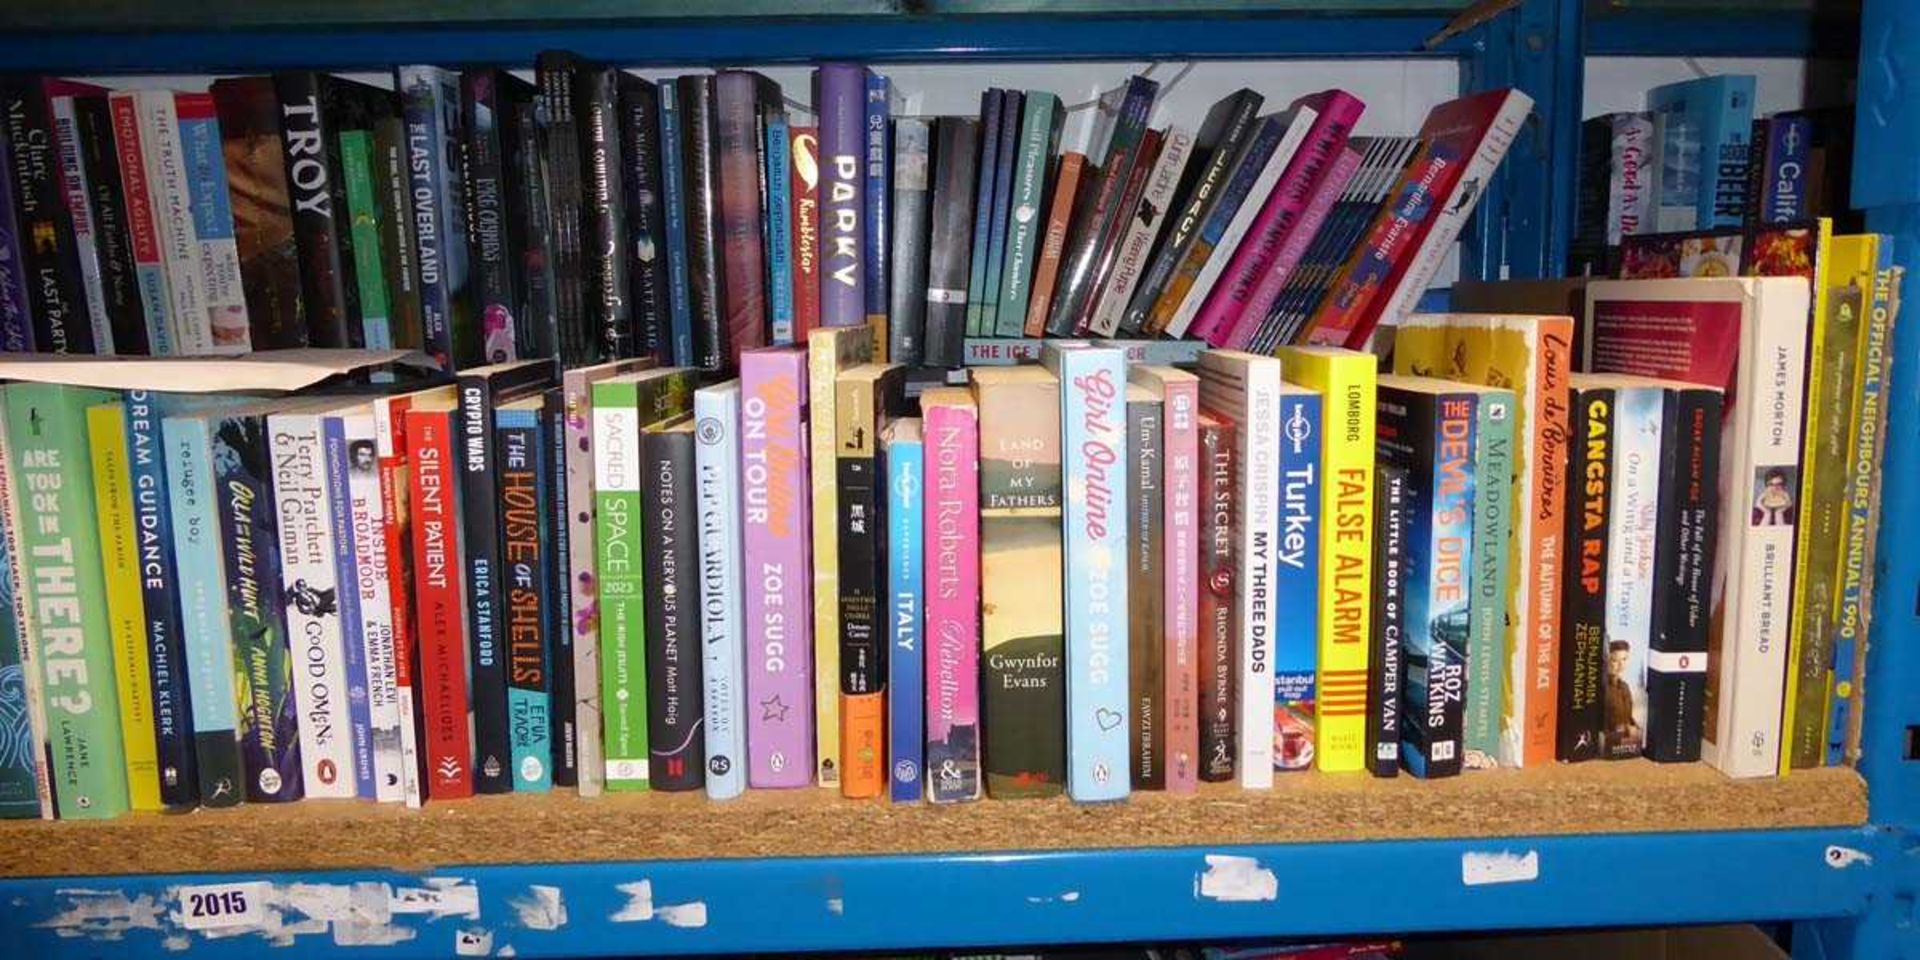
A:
741 347 815 787
1222 144 1363 351
923 397 983 803
1191 90 1366 347
1162 378 1201 792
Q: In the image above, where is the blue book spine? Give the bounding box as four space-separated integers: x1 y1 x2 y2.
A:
1274 391 1322 773
981 90 1021 335
321 415 377 799
694 384 746 799
965 90 1004 337
1649 75 1755 230
886 425 924 802
162 413 245 806
658 82 695 366
498 406 554 792
766 114 795 345
177 104 248 352
1058 345 1130 801
1759 114 1811 224
0 127 34 352
123 392 197 808
398 65 464 369
864 73 890 329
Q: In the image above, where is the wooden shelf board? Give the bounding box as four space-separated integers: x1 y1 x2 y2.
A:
0 761 1865 878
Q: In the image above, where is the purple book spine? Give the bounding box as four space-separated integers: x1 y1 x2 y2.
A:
0 130 33 352
741 347 815 786
815 64 866 329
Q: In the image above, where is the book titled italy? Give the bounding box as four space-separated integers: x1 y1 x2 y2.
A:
1042 343 1131 802
739 346 815 787
921 387 983 803
883 417 924 802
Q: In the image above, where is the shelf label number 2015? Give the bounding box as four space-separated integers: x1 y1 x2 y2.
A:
176 882 269 931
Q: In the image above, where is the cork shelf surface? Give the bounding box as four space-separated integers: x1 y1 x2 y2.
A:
0 761 1865 878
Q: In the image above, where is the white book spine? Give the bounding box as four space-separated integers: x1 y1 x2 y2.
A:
373 397 426 808
1088 127 1192 337
268 411 357 798
1604 386 1665 757
695 382 747 800
135 90 211 356
1706 290 1810 778
1374 92 1534 331
346 412 404 803
1166 110 1316 339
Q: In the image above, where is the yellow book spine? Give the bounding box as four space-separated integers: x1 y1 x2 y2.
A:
1780 219 1837 775
807 326 872 786
87 403 160 812
1279 346 1375 772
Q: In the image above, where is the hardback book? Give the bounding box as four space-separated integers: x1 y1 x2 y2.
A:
1648 383 1722 763
808 325 873 787
924 117 980 369
70 95 147 355
1078 128 1162 335
559 358 657 797
1367 462 1411 777
997 92 1065 337
1196 411 1236 782
739 346 816 787
578 66 632 363
677 75 729 372
920 386 983 803
641 415 705 792
1 78 102 353
160 404 248 807
1040 343 1132 802
275 72 386 349
1558 380 1615 762
694 380 746 800
1131 366 1201 792
1272 385 1323 774
405 395 471 799
1462 388 1514 769
120 394 198 806
864 73 898 348
716 70 783 367
790 125 822 339
1647 74 1756 231
374 114 427 354
883 417 925 803
1241 145 1363 353
496 396 554 791
534 52 589 365
836 362 904 798
1392 313 1574 766
1192 90 1362 346
979 89 1022 338
1570 112 1660 274
339 130 394 352
374 389 441 806
85 403 160 811
1195 350 1285 787
0 124 37 352
4 384 127 817
1276 346 1378 773
215 400 306 802
1088 126 1191 339
1583 276 1812 778
462 69 536 365
1125 382 1161 790
617 74 668 361
397 65 469 370
966 89 1005 339
888 117 932 366
0 399 45 817
814 64 868 330
119 90 211 355
1375 375 1481 778
1049 75 1159 337
593 367 696 791
335 407 404 801
1129 87 1265 335
210 76 305 349
268 402 358 798
317 409 376 800
972 365 1066 798
1024 152 1088 338
766 113 794 347
659 81 695 365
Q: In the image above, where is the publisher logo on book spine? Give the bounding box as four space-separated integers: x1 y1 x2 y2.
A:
696 416 723 446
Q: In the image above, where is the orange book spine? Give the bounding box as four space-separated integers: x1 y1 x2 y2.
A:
1518 320 1574 766
1024 153 1087 337
841 693 886 797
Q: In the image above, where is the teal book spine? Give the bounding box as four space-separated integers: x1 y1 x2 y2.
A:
1462 390 1514 769
0 394 38 817
162 412 245 806
498 406 553 791
996 92 1060 337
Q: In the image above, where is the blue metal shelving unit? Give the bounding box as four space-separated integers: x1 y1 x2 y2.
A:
0 2 1912 957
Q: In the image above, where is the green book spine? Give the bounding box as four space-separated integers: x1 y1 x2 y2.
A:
4 383 129 819
340 130 394 351
1464 390 1514 769
996 93 1060 337
0 395 40 818
592 378 651 791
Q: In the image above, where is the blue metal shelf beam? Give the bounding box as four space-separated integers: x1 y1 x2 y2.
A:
1585 11 1846 57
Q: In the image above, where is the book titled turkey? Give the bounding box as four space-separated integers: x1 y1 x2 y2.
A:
678 75 729 372
1368 462 1411 777
716 70 781 369
1132 366 1200 791
739 346 815 788
1273 388 1323 774
1 78 100 353
837 362 904 798
884 417 924 802
695 380 746 800
463 69 536 366
497 396 554 791
397 65 469 370
815 64 867 329
921 387 983 803
210 77 304 349
578 65 632 363
924 117 980 369
617 74 667 360
642 416 706 792
405 398 472 800
1196 411 1236 782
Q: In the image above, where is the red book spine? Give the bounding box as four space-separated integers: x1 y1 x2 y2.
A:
376 397 423 806
790 126 821 338
406 407 473 800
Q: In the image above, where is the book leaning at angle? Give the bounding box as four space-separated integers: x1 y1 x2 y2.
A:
1583 276 1812 778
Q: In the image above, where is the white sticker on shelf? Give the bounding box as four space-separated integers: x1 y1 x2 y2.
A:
1194 855 1279 902
1825 845 1873 869
174 882 270 931
508 885 568 931
453 926 493 956
1461 850 1540 886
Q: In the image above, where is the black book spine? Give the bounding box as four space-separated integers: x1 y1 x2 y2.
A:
1558 385 1614 762
1367 462 1410 778
462 71 518 367
124 392 196 805
617 75 666 361
887 118 930 366
1129 392 1164 789
1 80 93 353
372 115 424 353
678 75 728 374
275 72 357 348
456 375 513 793
579 67 632 363
1646 388 1722 762
922 117 978 369
642 420 705 791
542 389 577 786
497 410 550 791
507 97 559 361
1124 88 1260 333
535 52 588 366
1570 115 1612 275
73 95 147 355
